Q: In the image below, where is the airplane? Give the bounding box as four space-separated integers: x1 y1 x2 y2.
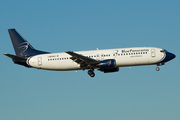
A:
4 29 176 77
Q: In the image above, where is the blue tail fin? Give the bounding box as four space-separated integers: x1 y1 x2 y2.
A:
8 29 49 57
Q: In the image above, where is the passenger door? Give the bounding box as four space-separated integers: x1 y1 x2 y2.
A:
38 57 42 66
151 49 156 57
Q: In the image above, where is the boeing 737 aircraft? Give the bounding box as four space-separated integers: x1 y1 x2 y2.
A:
4 29 176 77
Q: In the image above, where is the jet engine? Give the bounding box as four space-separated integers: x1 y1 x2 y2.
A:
98 59 119 73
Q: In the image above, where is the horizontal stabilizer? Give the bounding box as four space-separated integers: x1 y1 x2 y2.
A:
4 53 27 62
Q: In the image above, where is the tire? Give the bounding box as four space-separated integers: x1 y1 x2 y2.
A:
156 67 160 71
88 70 95 77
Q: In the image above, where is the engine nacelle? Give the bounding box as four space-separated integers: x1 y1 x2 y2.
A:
99 59 116 68
98 59 119 73
100 67 119 73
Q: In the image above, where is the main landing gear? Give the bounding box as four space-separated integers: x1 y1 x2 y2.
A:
88 69 95 77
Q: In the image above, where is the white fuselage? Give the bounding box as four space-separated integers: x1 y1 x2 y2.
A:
27 47 165 71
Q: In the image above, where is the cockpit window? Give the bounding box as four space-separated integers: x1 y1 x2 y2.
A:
160 49 167 53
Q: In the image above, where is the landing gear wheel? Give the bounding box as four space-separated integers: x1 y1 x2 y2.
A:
156 67 160 71
88 70 95 77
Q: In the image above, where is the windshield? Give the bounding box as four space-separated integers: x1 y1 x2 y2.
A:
160 49 167 53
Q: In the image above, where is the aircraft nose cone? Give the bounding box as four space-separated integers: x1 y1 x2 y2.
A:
167 52 176 60
160 51 175 63
165 52 176 62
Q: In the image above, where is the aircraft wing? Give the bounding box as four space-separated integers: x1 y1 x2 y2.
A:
65 51 99 68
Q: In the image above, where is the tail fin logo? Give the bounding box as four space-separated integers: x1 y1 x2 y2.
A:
19 42 33 55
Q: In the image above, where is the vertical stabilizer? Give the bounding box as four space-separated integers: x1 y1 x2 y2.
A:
8 29 49 57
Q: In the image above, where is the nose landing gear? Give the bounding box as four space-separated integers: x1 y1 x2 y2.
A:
156 63 164 71
88 69 95 77
156 67 160 71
